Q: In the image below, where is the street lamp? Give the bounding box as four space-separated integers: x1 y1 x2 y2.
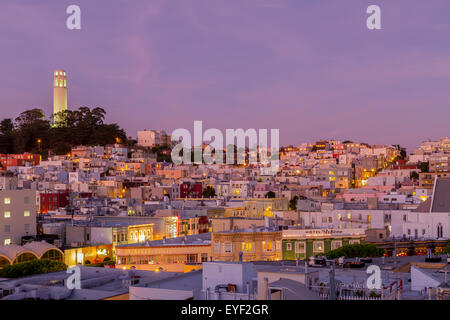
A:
37 139 42 151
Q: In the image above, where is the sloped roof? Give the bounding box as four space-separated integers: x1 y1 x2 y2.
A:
268 278 322 300
413 198 432 212
431 178 450 212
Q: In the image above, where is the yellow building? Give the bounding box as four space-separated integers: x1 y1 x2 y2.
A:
115 234 212 273
212 228 282 262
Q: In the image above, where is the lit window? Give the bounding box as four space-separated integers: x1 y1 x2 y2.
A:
4 197 11 204
4 239 11 246
4 211 11 218
242 242 253 252
313 241 324 253
24 210 30 217
263 241 273 252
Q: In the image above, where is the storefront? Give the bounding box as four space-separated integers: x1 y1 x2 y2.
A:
64 244 113 266
282 228 366 260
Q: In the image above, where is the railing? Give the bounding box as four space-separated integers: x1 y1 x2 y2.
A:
310 280 402 300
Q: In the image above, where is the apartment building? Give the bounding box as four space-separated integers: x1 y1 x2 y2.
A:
0 189 37 246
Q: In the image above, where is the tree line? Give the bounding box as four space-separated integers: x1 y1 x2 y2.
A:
0 107 127 160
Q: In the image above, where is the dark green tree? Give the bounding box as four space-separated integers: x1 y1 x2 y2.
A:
418 162 429 173
289 196 299 210
265 191 276 198
203 186 216 198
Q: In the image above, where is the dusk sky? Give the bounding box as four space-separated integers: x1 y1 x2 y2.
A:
1 0 449 152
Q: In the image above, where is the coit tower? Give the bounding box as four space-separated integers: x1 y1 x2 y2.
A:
53 69 68 123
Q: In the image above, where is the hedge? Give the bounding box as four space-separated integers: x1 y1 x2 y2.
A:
323 244 384 259
0 259 67 278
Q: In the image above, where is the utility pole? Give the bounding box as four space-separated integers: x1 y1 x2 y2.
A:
329 265 336 300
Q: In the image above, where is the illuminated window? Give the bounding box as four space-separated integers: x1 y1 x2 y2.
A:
4 239 11 246
313 241 324 253
242 242 253 252
24 210 30 217
262 241 273 252
347 213 351 220
286 242 292 251
367 215 372 223
337 213 342 221
4 211 11 218
4 197 11 204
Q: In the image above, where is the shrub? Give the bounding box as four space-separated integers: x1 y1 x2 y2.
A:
0 259 67 278
323 244 384 259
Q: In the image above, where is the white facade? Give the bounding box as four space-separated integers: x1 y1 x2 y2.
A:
0 189 37 246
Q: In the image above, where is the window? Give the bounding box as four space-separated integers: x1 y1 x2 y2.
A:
24 210 30 217
295 241 305 254
262 241 273 252
24 224 30 231
349 239 360 245
4 211 11 218
328 217 332 223
24 197 30 204
347 213 351 220
224 242 232 253
242 242 253 252
4 197 11 204
4 225 10 233
286 242 292 251
313 241 324 253
337 214 342 221
331 240 342 250
214 242 220 253
4 239 11 246
367 215 371 223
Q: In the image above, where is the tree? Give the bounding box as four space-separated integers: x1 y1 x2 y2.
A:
265 191 276 199
0 118 14 135
410 171 419 180
419 162 429 173
289 196 299 210
203 186 216 198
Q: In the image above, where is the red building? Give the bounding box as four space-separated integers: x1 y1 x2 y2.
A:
39 191 70 214
0 153 41 169
179 182 203 198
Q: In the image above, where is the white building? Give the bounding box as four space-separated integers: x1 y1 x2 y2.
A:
0 189 37 246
